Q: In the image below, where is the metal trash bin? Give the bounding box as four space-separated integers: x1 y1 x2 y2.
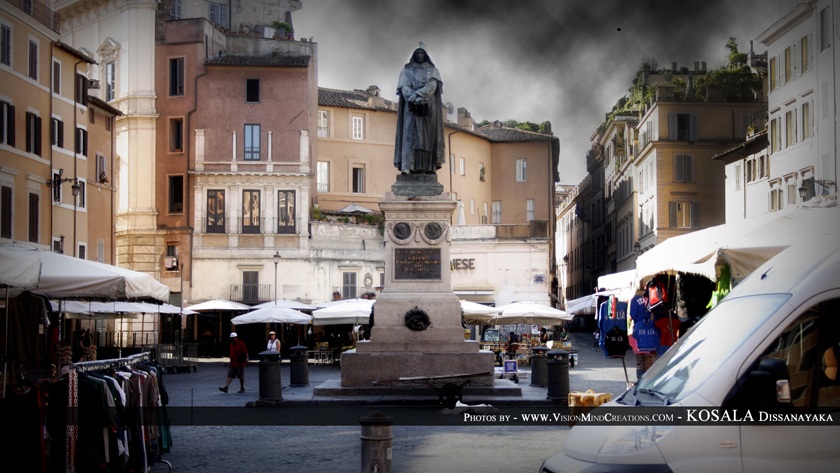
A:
258 350 283 400
289 345 309 387
530 346 550 387
546 349 570 403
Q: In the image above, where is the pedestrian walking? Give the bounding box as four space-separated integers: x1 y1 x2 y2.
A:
219 332 249 393
592 329 599 350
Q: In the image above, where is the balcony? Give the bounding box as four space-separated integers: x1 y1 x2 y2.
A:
229 284 272 304
6 0 59 33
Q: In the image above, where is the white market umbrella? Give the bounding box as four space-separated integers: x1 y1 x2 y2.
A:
315 297 374 309
0 242 169 302
232 307 312 325
184 299 251 312
312 299 374 325
492 301 571 325
252 299 317 310
460 300 499 324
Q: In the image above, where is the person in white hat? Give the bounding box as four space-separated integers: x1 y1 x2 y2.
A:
219 332 248 393
266 330 280 352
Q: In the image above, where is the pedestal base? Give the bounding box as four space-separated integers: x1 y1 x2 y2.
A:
391 173 444 196
340 350 496 387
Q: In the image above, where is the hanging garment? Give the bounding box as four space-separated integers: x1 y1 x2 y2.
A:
598 299 628 358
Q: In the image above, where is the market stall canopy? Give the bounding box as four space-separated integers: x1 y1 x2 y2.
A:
491 301 571 325
0 242 169 302
460 300 499 324
231 306 312 325
0 246 41 288
251 299 317 310
311 298 374 325
50 300 196 316
184 299 251 312
633 202 840 290
315 297 375 309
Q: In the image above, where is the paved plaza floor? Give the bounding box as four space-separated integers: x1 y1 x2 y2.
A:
149 331 635 473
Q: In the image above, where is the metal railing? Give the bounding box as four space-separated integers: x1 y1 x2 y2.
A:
155 343 198 373
5 0 60 33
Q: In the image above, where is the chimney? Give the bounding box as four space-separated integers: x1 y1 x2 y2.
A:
365 85 385 108
457 107 475 130
694 61 700 72
672 62 677 73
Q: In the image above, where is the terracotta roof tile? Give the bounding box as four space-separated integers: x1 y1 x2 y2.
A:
318 87 398 112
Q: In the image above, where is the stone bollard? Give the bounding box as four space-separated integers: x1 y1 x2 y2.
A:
359 411 393 473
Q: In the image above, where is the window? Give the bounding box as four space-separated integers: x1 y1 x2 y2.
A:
317 161 330 192
802 101 812 139
97 239 104 263
28 192 38 243
516 159 527 182
169 175 184 213
352 166 365 193
757 299 840 408
169 58 184 96
246 79 259 102
492 200 502 224
482 202 488 224
674 154 694 182
170 118 184 152
96 154 107 183
317 111 329 137
769 180 783 211
206 190 225 233
78 243 86 260
277 190 296 234
785 109 797 147
75 127 88 156
170 0 182 19
669 113 697 141
669 201 698 228
769 56 777 90
105 61 115 101
342 272 357 299
52 60 60 94
801 35 810 73
51 171 61 202
76 180 86 209
242 271 259 302
470 198 475 215
783 45 793 83
51 117 64 148
75 74 87 104
785 175 798 206
819 7 831 52
352 116 364 140
449 153 456 174
244 124 260 160
209 2 229 28
28 40 37 80
1 185 11 239
1 24 10 67
0 100 15 146
526 198 535 222
735 163 742 191
242 190 260 233
459 157 465 176
770 116 782 153
25 112 41 156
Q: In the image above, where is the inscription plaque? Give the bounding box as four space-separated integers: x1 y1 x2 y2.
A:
394 248 441 280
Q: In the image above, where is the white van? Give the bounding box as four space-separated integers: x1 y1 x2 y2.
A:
540 235 840 472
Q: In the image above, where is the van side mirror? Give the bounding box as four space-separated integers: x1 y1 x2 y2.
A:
750 358 794 410
723 358 793 411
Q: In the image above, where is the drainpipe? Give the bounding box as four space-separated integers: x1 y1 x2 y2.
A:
49 44 55 248
72 58 85 257
185 63 208 295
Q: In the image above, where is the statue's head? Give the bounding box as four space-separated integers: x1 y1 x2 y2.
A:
411 42 433 65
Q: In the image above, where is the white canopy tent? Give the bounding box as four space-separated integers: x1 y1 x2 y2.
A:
460 300 499 324
492 301 572 325
311 299 374 325
633 203 840 290
231 307 312 325
0 242 170 302
251 299 317 310
184 299 251 312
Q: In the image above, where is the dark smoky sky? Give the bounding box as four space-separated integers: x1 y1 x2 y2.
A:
295 0 796 184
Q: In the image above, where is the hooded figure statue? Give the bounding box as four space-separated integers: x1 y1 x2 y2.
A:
394 42 446 175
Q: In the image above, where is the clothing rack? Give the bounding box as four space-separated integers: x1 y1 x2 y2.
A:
67 350 173 472
70 351 151 372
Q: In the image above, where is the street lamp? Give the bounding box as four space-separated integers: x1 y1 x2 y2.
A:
273 251 281 302
633 240 642 256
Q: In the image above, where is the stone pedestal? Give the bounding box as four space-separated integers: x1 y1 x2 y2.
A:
340 192 495 388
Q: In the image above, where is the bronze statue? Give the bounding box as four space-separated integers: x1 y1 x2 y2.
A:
394 42 446 175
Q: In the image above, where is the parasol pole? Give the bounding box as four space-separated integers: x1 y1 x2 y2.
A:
3 287 8 399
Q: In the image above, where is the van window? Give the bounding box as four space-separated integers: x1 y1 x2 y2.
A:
635 294 789 404
758 298 840 408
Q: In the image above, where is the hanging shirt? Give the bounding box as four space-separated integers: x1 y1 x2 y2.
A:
598 300 628 358
654 316 682 355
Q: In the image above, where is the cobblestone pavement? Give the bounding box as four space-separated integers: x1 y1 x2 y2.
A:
152 331 633 472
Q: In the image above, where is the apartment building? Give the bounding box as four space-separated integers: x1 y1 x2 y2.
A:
715 0 837 223
1 1 117 262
